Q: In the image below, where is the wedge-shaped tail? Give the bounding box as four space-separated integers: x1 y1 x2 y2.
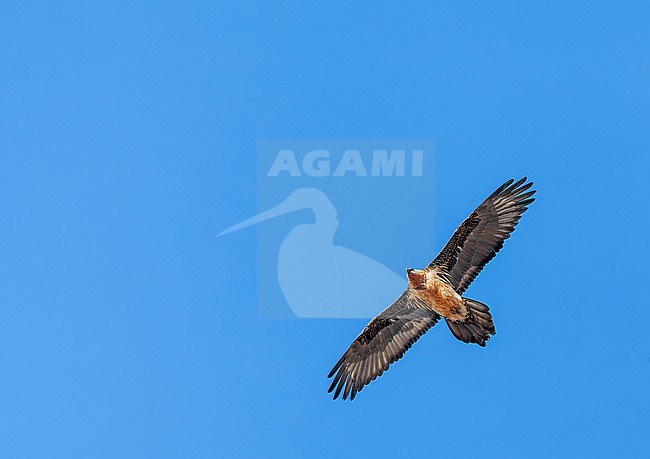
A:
445 298 495 347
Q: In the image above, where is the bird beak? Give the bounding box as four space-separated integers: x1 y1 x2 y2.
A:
216 195 303 237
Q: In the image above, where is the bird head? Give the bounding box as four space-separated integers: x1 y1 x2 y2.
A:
406 268 427 290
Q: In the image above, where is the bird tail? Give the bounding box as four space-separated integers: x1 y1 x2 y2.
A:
445 298 496 347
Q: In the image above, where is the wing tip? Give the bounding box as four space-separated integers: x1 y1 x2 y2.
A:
493 177 537 204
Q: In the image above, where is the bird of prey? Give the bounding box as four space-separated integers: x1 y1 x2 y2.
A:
327 177 536 400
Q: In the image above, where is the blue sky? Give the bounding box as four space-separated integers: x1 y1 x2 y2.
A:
1 1 649 457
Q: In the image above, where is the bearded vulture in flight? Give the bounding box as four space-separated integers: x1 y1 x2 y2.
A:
328 177 536 400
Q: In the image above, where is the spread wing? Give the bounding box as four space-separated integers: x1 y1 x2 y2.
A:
430 177 536 295
327 289 440 400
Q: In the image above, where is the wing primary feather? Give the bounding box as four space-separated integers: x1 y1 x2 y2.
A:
333 373 347 400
